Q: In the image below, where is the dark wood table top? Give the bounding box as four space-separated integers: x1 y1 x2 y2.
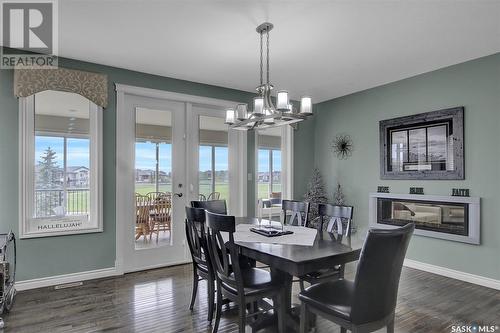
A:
235 217 364 276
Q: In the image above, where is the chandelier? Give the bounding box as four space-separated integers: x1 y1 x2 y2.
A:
225 22 313 130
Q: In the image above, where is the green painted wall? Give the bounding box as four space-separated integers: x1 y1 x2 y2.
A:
0 52 314 281
313 53 500 280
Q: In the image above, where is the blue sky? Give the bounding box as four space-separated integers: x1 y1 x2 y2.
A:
35 136 89 167
36 136 281 173
258 149 281 172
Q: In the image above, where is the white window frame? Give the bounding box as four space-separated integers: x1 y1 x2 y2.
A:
19 94 103 239
254 126 294 213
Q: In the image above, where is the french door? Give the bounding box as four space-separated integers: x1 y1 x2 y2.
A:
117 95 187 272
116 85 247 273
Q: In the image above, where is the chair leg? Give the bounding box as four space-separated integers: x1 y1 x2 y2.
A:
189 269 198 311
300 303 309 333
207 279 215 324
238 300 247 333
387 313 395 333
212 284 222 333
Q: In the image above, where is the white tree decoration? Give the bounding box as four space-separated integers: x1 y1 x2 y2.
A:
303 168 329 228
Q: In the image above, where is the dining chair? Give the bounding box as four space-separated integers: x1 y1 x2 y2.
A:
135 194 151 242
207 192 221 200
150 195 171 243
199 193 207 201
146 191 167 201
191 200 227 215
205 211 287 333
299 204 354 291
185 206 215 324
282 200 310 227
298 223 415 333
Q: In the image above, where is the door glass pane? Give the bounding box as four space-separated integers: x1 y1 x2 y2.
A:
257 149 270 200
214 146 229 201
257 127 282 201
199 145 212 200
135 107 172 249
198 115 228 203
272 150 281 194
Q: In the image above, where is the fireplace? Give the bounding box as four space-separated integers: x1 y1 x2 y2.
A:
369 193 480 244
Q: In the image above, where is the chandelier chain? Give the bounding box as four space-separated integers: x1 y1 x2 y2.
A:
266 30 270 84
259 32 263 87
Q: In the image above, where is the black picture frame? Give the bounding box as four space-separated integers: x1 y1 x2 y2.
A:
380 107 464 180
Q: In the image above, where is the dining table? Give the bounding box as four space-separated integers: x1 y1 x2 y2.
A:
233 217 364 331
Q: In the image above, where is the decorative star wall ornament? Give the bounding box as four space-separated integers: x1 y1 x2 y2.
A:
332 135 353 159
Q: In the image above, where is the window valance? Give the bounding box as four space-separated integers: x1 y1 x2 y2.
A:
14 67 108 108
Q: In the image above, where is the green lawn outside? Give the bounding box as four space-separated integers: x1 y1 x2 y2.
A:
134 182 281 203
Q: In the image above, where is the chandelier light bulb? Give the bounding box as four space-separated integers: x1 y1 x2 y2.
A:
276 90 289 110
236 104 248 120
300 97 313 115
253 97 264 116
225 109 235 124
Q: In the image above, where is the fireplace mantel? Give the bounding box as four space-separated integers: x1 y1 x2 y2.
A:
369 193 480 244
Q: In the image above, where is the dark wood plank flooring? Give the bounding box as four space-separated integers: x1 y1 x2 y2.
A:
3 264 500 332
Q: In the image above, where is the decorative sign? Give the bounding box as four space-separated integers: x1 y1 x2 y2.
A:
410 187 424 195
28 215 90 234
377 186 390 193
452 188 470 197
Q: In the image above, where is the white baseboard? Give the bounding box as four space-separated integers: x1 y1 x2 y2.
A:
404 258 500 291
15 267 119 291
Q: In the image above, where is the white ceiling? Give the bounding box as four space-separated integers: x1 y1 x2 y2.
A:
58 0 500 102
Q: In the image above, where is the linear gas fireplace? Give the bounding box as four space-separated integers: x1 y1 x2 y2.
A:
369 193 480 244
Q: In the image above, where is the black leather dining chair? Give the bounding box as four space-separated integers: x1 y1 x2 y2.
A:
185 206 215 324
298 223 414 333
205 211 287 333
282 200 310 226
299 203 354 291
191 199 227 215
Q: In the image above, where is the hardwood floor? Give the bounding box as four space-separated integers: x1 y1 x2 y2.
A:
4 264 500 333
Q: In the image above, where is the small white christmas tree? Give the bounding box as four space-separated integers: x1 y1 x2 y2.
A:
304 168 329 227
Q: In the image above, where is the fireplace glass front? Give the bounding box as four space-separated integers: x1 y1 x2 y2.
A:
377 198 468 236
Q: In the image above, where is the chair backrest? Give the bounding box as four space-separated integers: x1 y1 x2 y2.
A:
317 203 354 235
351 223 414 324
151 195 171 222
207 192 221 200
198 193 207 201
205 211 243 294
135 195 150 225
147 191 171 203
185 206 209 268
191 200 227 215
282 200 310 227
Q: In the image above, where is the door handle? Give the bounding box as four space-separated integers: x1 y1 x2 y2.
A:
174 193 183 198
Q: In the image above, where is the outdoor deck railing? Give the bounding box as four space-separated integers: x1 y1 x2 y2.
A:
34 188 90 217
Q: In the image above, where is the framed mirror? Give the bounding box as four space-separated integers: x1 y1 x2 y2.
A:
379 107 464 180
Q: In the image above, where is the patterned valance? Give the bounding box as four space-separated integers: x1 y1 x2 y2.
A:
14 67 108 108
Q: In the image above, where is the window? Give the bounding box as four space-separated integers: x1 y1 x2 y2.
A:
199 145 229 201
256 127 284 201
198 115 229 202
134 141 172 195
20 90 102 237
257 148 282 199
